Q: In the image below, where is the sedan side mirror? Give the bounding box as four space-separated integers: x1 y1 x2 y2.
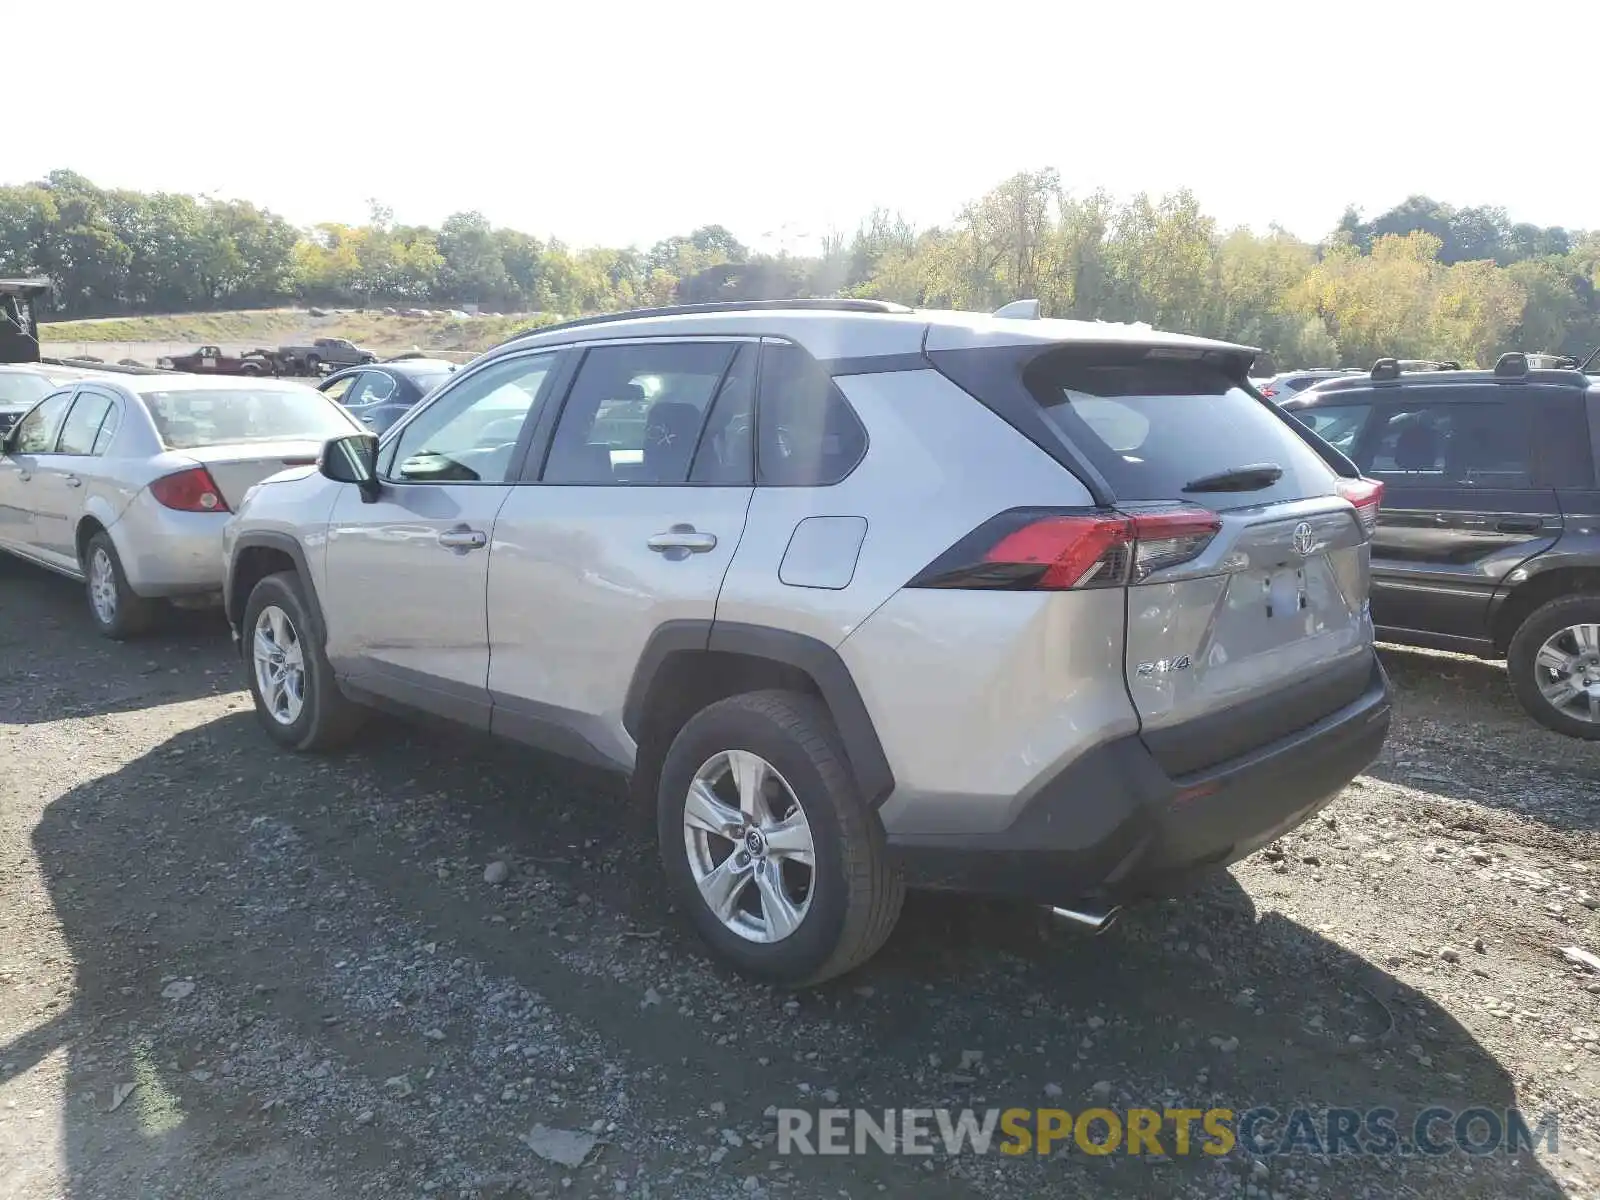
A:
319 432 381 503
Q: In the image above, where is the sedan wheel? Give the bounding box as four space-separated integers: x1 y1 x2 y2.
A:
683 749 817 943
253 604 306 726
88 547 118 626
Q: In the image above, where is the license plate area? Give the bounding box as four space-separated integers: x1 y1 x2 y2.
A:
1262 565 1308 620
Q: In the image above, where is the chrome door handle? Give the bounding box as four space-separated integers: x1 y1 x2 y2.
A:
437 527 488 552
647 526 717 554
64 475 82 488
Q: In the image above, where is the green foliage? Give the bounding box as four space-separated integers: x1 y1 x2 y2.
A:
4 170 1597 370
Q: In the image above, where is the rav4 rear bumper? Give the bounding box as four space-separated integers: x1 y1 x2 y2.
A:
887 656 1391 905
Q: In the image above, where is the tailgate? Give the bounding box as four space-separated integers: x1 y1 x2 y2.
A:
1125 498 1375 773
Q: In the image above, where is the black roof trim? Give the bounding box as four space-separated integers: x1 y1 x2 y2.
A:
499 298 914 346
1290 368 1593 401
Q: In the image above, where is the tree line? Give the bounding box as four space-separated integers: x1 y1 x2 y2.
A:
3 168 1597 370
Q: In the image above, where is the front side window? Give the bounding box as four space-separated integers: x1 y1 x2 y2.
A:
542 342 736 485
57 391 117 455
387 352 556 484
142 386 357 450
11 391 73 453
321 374 358 404
756 341 867 486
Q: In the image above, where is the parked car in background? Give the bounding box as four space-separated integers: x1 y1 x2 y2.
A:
318 358 458 434
1256 369 1365 402
0 375 360 638
278 337 377 375
0 363 122 435
223 298 1390 983
1282 354 1600 737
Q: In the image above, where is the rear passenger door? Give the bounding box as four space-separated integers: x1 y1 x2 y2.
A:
1357 391 1561 644
485 339 756 767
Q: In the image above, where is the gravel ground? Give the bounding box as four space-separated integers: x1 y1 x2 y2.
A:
5 559 1600 1198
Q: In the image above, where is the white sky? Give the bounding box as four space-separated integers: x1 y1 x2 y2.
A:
8 0 1594 253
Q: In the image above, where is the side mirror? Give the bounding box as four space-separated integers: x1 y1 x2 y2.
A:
319 432 381 503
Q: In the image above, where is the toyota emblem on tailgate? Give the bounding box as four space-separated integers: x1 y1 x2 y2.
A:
1292 522 1315 556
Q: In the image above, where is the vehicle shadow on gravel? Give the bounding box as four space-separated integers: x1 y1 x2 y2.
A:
0 563 236 726
13 707 1564 1198
1371 644 1600 834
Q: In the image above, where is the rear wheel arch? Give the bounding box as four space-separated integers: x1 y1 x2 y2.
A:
74 514 108 571
624 620 896 809
1493 564 1600 654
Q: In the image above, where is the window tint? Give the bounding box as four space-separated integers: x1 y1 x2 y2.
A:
57 391 115 455
1291 403 1371 455
388 352 554 484
756 341 867 486
1364 402 1530 487
12 392 73 453
543 342 734 485
1024 358 1337 505
1530 394 1595 488
690 345 756 484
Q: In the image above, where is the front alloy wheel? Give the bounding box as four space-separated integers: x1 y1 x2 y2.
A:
253 604 306 726
683 750 817 943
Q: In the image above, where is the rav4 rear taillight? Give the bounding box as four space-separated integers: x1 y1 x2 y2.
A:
908 506 1221 591
1335 477 1384 535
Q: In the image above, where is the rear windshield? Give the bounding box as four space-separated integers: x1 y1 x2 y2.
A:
407 369 453 394
142 387 355 450
1024 358 1338 505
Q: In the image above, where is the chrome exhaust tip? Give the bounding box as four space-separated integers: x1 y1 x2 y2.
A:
1047 903 1122 934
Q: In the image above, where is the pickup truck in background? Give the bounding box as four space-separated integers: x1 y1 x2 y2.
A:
276 337 377 374
157 345 278 375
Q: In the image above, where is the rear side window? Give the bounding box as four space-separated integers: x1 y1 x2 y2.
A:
1364 402 1531 488
756 341 867 486
1023 357 1338 504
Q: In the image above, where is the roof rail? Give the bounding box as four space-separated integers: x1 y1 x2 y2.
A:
500 298 914 344
1371 357 1401 381
1494 352 1529 378
992 299 1041 319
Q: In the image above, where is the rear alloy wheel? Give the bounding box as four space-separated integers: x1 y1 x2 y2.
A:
83 531 159 640
1508 595 1600 739
657 690 904 984
242 571 365 751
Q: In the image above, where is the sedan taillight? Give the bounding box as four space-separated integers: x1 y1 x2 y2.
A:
149 467 230 513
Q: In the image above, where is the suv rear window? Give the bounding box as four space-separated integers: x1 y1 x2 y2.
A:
1023 356 1339 505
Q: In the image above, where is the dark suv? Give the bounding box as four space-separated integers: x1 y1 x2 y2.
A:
1283 354 1600 738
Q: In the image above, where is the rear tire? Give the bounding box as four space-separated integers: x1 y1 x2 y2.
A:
656 689 904 985
304 354 322 375
83 531 159 640
1507 594 1600 740
242 571 365 751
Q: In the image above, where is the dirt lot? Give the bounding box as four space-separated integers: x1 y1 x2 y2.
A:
5 560 1600 1199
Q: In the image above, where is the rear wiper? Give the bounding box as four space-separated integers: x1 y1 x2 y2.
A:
1182 462 1283 493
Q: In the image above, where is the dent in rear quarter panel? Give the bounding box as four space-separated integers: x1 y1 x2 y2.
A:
841 587 1139 837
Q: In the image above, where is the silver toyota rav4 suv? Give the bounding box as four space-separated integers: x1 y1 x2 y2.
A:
223 298 1391 984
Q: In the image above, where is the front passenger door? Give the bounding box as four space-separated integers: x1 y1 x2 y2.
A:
0 390 75 557
320 349 565 727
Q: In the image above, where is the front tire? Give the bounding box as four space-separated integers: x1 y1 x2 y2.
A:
656 690 904 985
1508 594 1600 739
242 572 364 751
83 531 159 640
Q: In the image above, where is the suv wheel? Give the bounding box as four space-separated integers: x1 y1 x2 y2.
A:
1508 595 1600 739
243 571 365 751
656 690 904 985
84 531 159 640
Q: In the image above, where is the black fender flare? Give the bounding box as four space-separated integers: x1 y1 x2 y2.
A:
623 620 896 806
225 532 326 645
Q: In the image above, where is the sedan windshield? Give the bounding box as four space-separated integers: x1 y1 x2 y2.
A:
142 387 356 449
0 372 51 408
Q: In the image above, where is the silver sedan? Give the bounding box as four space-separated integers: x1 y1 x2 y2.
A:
0 373 360 638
